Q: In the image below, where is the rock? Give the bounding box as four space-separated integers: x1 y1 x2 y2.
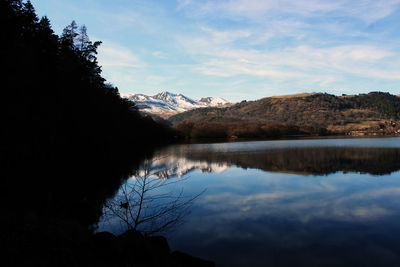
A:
90 231 118 264
86 230 215 267
147 235 171 266
117 230 150 264
148 235 170 254
171 251 215 267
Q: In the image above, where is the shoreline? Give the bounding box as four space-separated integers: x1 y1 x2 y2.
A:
177 133 400 145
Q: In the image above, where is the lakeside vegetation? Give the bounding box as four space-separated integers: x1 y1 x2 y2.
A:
175 121 329 140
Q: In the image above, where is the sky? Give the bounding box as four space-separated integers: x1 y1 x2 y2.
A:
32 0 400 102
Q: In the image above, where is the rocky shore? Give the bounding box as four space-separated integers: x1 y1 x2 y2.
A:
92 230 215 267
4 216 214 267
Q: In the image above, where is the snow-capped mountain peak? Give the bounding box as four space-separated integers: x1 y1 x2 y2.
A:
153 91 198 107
198 97 228 106
123 91 230 118
153 91 176 101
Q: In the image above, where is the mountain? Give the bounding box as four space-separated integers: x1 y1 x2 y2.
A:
135 156 228 179
123 91 230 118
168 92 400 134
198 97 229 106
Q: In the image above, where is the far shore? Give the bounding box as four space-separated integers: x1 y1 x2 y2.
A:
176 133 400 145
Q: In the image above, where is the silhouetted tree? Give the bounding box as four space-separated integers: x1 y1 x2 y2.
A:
60 20 78 48
103 158 203 235
1 0 180 164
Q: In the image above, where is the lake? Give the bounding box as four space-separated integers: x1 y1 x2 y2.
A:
99 137 400 266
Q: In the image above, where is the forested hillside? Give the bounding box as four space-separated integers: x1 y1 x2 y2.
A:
1 0 178 164
169 92 400 137
1 3 187 266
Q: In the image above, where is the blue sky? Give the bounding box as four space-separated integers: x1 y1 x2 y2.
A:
32 0 400 102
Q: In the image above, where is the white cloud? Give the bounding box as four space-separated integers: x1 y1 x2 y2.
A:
96 41 150 92
199 26 252 44
178 27 400 83
145 75 173 86
97 41 144 68
179 0 400 23
152 51 168 59
34 0 400 101
197 185 400 224
176 0 194 10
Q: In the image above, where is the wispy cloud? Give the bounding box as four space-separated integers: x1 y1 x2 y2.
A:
179 0 400 23
198 183 400 223
96 40 149 91
179 27 399 81
199 26 252 44
97 41 144 68
35 0 400 101
152 51 168 59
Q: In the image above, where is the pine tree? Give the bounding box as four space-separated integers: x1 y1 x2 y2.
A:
60 20 78 49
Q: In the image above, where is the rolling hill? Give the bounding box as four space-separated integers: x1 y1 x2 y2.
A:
169 92 400 135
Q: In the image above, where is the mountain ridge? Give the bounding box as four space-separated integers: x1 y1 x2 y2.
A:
122 91 230 118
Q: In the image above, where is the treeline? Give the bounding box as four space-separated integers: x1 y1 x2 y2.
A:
1 0 179 163
347 92 400 119
175 122 329 140
305 92 400 119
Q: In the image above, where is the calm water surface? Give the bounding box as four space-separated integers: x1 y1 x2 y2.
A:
99 137 400 266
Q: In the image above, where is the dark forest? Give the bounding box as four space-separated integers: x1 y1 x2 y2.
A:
1 1 212 266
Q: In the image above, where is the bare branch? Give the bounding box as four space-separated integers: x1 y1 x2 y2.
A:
102 156 204 235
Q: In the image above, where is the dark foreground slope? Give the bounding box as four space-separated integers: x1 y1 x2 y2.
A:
169 92 400 135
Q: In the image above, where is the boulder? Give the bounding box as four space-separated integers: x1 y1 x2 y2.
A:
171 251 215 267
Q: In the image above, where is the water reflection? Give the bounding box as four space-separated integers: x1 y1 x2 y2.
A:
152 145 400 176
102 138 400 266
102 159 203 235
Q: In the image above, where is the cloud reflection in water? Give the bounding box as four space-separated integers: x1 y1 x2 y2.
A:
108 139 400 266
